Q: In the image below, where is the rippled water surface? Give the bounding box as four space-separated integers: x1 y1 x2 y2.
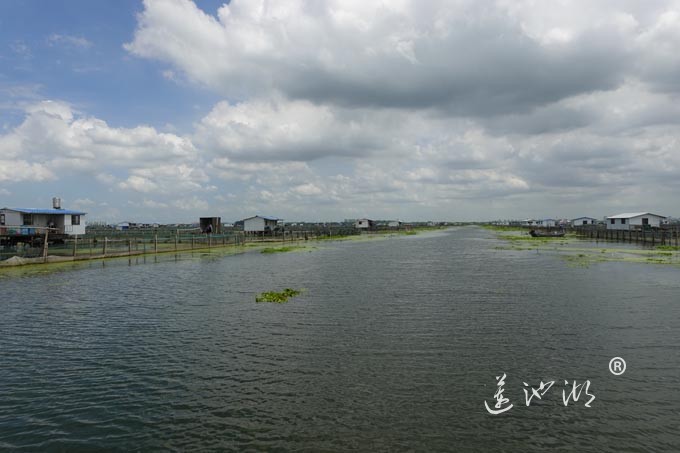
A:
1 227 679 451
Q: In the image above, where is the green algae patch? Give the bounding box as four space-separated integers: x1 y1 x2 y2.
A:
562 254 595 268
560 252 613 268
487 225 680 267
497 233 576 243
261 246 297 254
260 245 317 254
256 288 303 303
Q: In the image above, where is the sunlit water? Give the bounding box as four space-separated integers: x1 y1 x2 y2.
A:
1 227 679 451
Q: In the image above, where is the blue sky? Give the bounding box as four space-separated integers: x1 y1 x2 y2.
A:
1 0 217 130
2 1 680 223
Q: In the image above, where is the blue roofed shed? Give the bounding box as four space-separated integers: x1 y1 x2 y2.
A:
0 207 86 236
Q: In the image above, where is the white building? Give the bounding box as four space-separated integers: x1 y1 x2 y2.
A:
242 215 280 233
571 217 597 226
0 206 86 235
355 218 375 229
536 219 556 228
606 212 666 231
388 220 402 228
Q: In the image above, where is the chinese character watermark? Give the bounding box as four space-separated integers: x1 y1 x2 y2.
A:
485 375 596 414
484 373 514 415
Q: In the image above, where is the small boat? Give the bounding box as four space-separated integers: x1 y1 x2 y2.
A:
529 229 565 238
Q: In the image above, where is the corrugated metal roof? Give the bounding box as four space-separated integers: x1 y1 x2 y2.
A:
243 215 280 221
607 212 665 219
3 208 87 215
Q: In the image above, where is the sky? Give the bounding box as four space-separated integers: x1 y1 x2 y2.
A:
1 0 680 223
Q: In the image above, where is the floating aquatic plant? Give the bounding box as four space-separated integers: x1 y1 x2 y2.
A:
255 288 303 303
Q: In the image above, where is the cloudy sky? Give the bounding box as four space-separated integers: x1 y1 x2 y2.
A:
1 0 680 223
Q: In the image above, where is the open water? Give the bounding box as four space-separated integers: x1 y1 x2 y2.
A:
1 227 679 451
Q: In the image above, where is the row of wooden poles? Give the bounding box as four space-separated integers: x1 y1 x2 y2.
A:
573 227 680 246
38 230 321 263
68 234 239 257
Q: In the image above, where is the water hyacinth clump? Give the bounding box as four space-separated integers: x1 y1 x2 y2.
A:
255 288 303 303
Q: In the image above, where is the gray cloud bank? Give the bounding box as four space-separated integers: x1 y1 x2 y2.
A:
3 0 680 221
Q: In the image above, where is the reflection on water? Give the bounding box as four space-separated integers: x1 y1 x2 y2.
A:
1 227 679 451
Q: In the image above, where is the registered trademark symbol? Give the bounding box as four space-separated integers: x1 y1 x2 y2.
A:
609 357 626 375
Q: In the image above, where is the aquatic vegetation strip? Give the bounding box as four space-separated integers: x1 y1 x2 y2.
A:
489 227 680 267
0 227 442 270
255 288 303 303
260 245 318 254
261 246 297 253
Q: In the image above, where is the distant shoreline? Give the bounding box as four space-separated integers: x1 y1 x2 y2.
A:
0 227 443 270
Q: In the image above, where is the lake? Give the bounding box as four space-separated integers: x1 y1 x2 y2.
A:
1 227 679 451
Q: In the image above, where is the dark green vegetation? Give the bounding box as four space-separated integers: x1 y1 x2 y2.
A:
255 288 303 303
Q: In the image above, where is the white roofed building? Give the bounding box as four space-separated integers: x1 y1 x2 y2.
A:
571 217 597 226
242 215 280 233
536 219 556 228
605 212 666 231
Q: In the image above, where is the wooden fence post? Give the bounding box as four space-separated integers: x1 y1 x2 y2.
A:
73 235 78 257
42 229 49 263
103 237 107 256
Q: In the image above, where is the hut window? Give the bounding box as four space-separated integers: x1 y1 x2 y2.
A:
642 218 649 225
23 214 33 225
621 218 626 224
610 219 615 225
72 215 81 225
0 213 4 225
